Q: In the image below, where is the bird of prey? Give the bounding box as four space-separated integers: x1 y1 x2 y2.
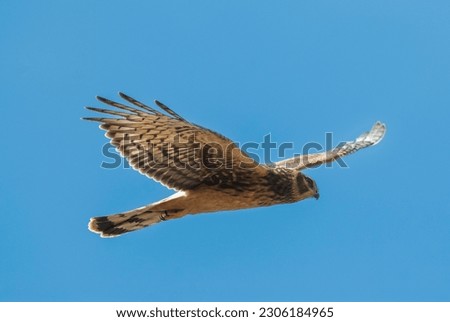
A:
84 93 386 237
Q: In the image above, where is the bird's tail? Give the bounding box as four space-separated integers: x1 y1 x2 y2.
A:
88 205 178 238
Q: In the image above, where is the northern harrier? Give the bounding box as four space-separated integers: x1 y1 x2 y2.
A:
84 93 386 237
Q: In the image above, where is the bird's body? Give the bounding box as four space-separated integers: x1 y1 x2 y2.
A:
84 93 386 237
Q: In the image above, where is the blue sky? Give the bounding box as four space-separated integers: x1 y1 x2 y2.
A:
1 0 449 301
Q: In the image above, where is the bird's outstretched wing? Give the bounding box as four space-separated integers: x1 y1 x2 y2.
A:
84 93 266 191
274 122 386 170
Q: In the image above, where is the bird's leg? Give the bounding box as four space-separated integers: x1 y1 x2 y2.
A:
159 210 170 221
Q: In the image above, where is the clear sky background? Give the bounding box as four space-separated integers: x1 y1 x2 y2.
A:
1 0 449 301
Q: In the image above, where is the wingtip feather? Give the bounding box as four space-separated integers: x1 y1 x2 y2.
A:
368 121 387 145
118 92 129 100
82 117 104 122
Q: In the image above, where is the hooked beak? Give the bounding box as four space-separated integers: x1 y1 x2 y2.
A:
314 193 320 200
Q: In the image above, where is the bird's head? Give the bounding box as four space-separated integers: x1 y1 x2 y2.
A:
296 173 320 200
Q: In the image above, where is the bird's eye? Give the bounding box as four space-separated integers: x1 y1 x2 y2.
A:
305 177 314 188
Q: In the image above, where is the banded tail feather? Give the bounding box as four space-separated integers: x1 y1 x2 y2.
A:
88 206 173 238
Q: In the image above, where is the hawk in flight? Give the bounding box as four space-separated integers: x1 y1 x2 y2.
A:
84 93 386 237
